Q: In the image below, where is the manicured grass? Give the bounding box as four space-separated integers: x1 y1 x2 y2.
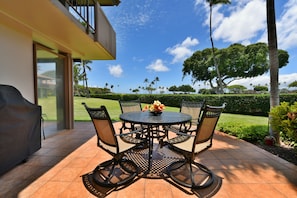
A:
39 96 179 121
74 97 180 121
218 113 268 126
39 96 268 124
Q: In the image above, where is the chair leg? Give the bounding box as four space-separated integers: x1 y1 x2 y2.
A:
167 160 214 189
92 158 139 187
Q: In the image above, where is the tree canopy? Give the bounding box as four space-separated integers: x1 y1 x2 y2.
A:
227 85 247 94
168 84 196 93
182 42 289 91
288 81 297 88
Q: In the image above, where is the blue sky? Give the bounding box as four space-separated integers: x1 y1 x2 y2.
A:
86 0 297 93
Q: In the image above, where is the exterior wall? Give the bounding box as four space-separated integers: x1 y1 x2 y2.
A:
0 25 34 102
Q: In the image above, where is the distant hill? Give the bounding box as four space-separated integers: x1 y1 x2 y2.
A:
41 70 56 78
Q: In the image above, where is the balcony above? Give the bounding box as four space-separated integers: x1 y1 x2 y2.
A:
0 0 117 60
98 0 121 6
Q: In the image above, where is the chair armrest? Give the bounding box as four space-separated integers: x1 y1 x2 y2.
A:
165 126 195 137
173 130 195 137
116 129 145 144
115 128 143 137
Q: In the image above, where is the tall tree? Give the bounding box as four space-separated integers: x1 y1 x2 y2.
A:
153 76 160 89
267 0 280 144
182 43 288 88
206 0 231 94
80 60 92 96
73 60 92 96
73 63 82 95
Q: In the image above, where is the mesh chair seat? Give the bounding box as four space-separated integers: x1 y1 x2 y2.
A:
166 104 225 189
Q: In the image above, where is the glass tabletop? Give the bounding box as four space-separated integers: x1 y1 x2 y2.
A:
119 111 191 125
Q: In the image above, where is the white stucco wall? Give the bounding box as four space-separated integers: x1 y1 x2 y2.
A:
0 25 34 102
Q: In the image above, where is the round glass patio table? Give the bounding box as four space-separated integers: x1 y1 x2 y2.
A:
120 111 191 125
120 111 191 178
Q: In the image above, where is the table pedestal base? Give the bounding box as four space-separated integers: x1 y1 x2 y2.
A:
125 143 184 178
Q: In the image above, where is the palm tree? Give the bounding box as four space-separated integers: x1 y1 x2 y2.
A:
153 76 160 90
144 78 149 93
81 60 92 97
267 0 280 144
73 60 92 96
73 63 82 95
206 0 231 94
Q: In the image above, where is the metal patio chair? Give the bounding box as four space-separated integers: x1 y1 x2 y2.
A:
166 104 225 189
179 100 205 132
82 103 144 187
166 100 205 142
119 99 147 141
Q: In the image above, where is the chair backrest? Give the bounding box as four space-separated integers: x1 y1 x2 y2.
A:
119 100 142 113
180 100 205 125
193 104 225 153
82 103 118 154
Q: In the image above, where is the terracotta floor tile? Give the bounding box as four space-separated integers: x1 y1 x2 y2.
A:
59 181 91 198
229 169 266 184
219 159 246 170
145 179 173 197
18 179 47 198
220 183 257 198
259 168 294 184
30 181 71 198
199 159 225 170
249 183 287 198
271 184 297 197
1 122 297 198
215 170 244 184
50 167 83 182
117 186 145 198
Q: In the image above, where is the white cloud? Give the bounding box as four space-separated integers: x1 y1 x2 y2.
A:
108 65 123 77
132 56 144 62
146 59 169 72
166 37 199 63
102 0 157 48
276 0 297 50
229 73 297 89
257 0 297 50
196 0 297 51
106 0 156 28
213 0 266 43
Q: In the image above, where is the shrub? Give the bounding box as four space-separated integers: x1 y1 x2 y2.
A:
270 102 297 145
217 122 268 143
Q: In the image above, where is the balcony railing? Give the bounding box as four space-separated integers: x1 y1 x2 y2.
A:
59 0 116 58
60 0 97 34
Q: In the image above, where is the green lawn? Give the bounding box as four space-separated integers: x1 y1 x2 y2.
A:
74 97 180 121
219 113 268 125
39 96 268 125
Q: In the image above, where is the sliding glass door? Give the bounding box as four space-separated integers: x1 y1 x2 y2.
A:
36 45 67 133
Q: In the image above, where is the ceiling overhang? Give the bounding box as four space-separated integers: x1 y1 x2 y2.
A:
0 0 117 60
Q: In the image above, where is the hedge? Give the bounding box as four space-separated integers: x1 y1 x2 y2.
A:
90 93 297 116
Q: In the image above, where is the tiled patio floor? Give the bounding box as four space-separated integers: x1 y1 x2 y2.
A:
0 122 296 197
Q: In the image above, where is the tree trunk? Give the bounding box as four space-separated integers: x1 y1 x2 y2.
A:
209 4 224 94
267 0 280 144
